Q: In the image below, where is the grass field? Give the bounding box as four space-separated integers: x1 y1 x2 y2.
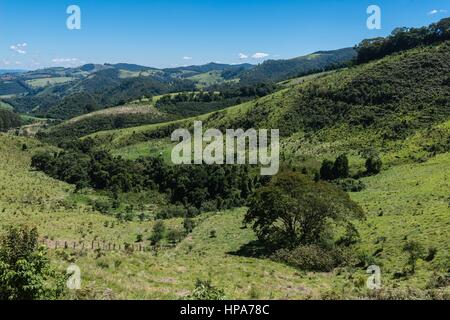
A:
26 77 75 88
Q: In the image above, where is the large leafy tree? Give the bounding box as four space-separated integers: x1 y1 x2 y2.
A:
244 172 364 250
0 226 65 300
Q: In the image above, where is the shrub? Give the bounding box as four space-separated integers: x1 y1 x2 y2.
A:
91 199 112 215
183 217 195 234
332 154 350 179
155 205 186 220
365 156 382 175
149 221 166 245
333 178 366 192
403 241 425 274
271 245 352 272
319 160 334 181
0 226 65 300
167 229 185 244
188 279 226 300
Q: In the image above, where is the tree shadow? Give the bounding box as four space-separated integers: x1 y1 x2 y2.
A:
228 240 271 259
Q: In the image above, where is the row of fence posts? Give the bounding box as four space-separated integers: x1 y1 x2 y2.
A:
40 239 175 252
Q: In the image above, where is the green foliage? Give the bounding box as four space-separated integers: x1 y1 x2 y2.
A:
365 155 382 175
319 159 334 180
0 109 21 132
319 154 350 180
332 178 366 193
32 146 256 210
244 171 364 250
189 279 226 300
332 154 350 179
183 217 195 234
271 245 353 272
0 226 65 300
403 240 425 274
149 221 166 245
356 18 450 64
239 48 356 83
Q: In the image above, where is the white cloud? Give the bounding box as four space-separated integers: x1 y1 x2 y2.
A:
239 53 249 60
182 56 193 60
10 43 27 54
428 9 447 15
252 52 269 59
51 58 83 67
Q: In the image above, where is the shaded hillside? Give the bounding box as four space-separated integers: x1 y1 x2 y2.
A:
239 48 356 83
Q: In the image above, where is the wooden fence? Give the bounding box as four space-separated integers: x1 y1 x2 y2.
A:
40 239 176 253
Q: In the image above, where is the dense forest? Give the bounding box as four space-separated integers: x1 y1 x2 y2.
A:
31 138 261 211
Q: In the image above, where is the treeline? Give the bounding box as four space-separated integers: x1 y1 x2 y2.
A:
36 112 177 145
356 17 450 64
0 109 21 132
31 139 262 210
156 83 277 117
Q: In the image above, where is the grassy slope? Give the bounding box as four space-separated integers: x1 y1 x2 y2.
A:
1 133 448 299
86 42 450 164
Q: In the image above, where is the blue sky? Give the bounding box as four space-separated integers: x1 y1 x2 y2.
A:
1 0 448 69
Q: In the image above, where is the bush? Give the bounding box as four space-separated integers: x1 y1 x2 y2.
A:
271 245 352 272
183 217 195 234
167 229 185 244
333 178 366 192
149 221 166 245
0 226 65 300
155 205 186 220
333 154 350 179
365 156 382 175
90 199 112 215
188 279 226 300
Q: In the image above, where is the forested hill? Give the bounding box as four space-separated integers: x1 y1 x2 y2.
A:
86 40 450 155
239 48 356 83
209 41 450 138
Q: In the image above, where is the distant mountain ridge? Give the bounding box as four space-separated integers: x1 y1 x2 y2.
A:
0 48 357 120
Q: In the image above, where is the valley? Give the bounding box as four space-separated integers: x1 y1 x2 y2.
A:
0 17 449 301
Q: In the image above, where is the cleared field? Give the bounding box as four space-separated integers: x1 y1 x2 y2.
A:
26 77 75 88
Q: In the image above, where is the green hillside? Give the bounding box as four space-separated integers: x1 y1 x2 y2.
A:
239 48 356 83
0 131 448 299
85 41 450 166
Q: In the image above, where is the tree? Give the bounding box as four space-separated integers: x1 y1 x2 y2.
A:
403 241 425 274
365 155 382 175
149 221 166 245
333 154 350 179
0 226 65 300
244 172 364 250
320 159 334 180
